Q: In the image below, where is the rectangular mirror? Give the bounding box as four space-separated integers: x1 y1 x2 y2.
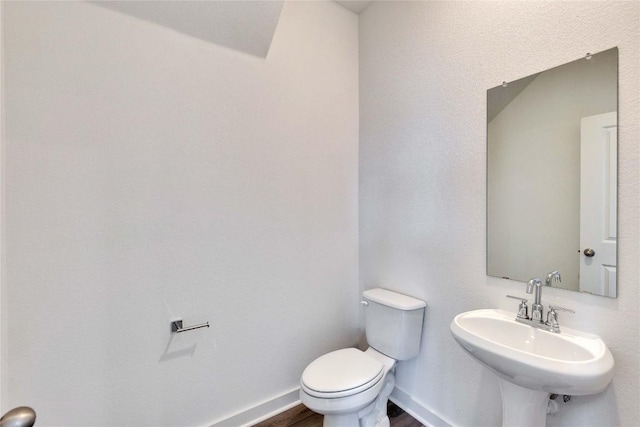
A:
487 47 618 298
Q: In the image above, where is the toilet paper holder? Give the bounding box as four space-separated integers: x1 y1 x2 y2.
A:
171 319 210 333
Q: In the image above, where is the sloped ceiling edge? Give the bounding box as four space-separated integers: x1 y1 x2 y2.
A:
90 1 284 58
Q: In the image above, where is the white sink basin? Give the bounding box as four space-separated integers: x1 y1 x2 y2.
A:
450 309 614 427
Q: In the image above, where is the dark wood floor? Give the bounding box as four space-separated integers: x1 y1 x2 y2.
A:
254 401 422 427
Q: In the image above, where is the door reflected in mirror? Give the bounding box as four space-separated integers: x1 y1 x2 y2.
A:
487 47 618 298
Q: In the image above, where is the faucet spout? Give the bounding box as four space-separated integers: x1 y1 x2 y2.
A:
546 271 562 287
526 278 543 321
526 278 542 304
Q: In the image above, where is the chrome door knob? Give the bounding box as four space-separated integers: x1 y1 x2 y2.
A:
583 248 596 257
0 407 36 427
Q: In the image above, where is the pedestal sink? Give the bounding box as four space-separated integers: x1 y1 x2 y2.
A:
450 309 614 427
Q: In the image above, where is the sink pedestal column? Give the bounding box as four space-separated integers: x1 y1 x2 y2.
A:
498 378 550 427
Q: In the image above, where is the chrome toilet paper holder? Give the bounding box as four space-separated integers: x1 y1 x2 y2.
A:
171 319 210 333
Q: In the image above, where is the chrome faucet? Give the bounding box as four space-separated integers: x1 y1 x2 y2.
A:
526 277 543 321
508 272 573 333
546 270 561 287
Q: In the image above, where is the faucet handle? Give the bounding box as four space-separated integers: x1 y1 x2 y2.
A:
506 295 529 319
548 304 574 314
546 304 574 332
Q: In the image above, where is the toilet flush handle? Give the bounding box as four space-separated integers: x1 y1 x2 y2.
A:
361 300 369 306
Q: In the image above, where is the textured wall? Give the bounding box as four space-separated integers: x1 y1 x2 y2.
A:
360 1 639 426
1 1 359 425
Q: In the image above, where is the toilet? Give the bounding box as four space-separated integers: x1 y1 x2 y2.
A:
300 288 426 427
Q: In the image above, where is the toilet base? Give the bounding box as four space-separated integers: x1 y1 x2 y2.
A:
321 370 395 427
322 409 390 427
323 412 360 427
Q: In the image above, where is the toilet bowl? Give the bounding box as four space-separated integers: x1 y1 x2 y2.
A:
299 288 426 427
300 347 396 425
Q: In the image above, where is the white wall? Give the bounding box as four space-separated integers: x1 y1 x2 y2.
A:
360 1 638 426
487 49 617 289
1 1 359 426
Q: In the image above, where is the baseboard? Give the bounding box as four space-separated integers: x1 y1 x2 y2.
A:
208 385 450 427
390 386 452 427
208 388 301 427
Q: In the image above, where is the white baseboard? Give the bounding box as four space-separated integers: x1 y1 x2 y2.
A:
208 388 301 427
390 386 452 427
208 385 450 427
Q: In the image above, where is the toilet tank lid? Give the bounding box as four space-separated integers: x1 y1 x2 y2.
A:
363 288 426 310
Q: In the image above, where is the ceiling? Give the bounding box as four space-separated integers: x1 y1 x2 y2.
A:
334 1 374 14
91 1 285 58
90 1 373 58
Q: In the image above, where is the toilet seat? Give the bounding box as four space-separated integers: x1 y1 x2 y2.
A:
301 348 384 398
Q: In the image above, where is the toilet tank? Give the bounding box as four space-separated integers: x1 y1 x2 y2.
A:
363 288 426 360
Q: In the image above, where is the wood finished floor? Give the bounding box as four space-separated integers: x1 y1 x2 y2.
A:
253 401 422 427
